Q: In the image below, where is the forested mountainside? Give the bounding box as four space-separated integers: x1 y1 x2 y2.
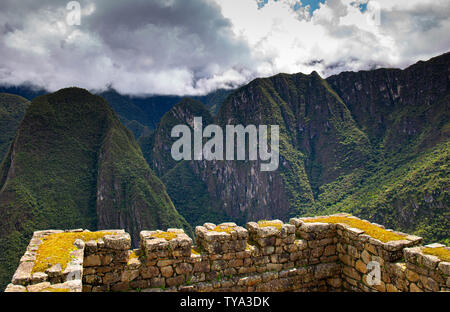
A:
0 93 30 161
99 89 233 139
0 86 233 141
141 52 449 246
0 52 447 291
0 88 191 290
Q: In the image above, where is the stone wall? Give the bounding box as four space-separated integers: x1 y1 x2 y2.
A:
4 214 449 292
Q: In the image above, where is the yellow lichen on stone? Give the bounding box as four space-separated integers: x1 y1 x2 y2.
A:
41 287 70 292
191 247 201 256
303 216 406 243
128 250 140 260
423 247 450 262
150 232 177 241
257 220 282 230
210 224 235 234
32 231 114 274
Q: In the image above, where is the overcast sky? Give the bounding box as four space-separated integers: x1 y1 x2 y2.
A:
0 0 449 96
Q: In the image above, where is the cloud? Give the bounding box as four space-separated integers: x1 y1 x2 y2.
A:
0 0 448 95
217 0 450 77
0 0 255 95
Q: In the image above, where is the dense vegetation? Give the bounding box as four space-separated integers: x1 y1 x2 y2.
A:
0 93 29 160
0 52 447 291
0 86 233 141
100 88 233 140
161 161 229 226
0 88 190 290
138 98 230 226
143 53 449 246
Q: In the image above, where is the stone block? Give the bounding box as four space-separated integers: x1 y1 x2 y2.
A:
11 261 34 285
196 223 247 254
141 229 192 259
104 233 131 250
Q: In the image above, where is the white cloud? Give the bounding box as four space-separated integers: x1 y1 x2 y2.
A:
216 0 450 76
0 0 448 95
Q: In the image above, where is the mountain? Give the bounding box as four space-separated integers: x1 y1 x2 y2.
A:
149 98 215 176
139 98 229 226
193 88 233 115
148 72 372 224
0 53 447 291
99 88 233 139
144 52 449 244
0 94 30 161
0 85 46 102
0 88 191 290
318 52 450 243
0 85 233 140
98 90 182 133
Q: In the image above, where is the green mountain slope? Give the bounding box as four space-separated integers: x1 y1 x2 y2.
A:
140 98 228 225
146 72 372 225
313 140 449 244
193 88 233 115
145 53 449 244
0 86 233 141
0 93 29 161
149 98 215 176
99 88 233 140
161 161 228 227
317 52 450 243
0 88 191 290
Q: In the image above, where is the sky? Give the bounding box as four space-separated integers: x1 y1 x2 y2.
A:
0 0 449 96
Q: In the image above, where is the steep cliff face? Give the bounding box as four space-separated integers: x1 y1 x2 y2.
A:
216 72 371 197
148 72 372 224
150 98 215 177
326 52 449 153
146 53 449 244
94 103 192 244
199 72 372 222
0 88 190 290
143 98 228 226
322 52 450 242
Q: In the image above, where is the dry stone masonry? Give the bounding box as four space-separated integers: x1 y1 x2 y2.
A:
5 214 450 292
